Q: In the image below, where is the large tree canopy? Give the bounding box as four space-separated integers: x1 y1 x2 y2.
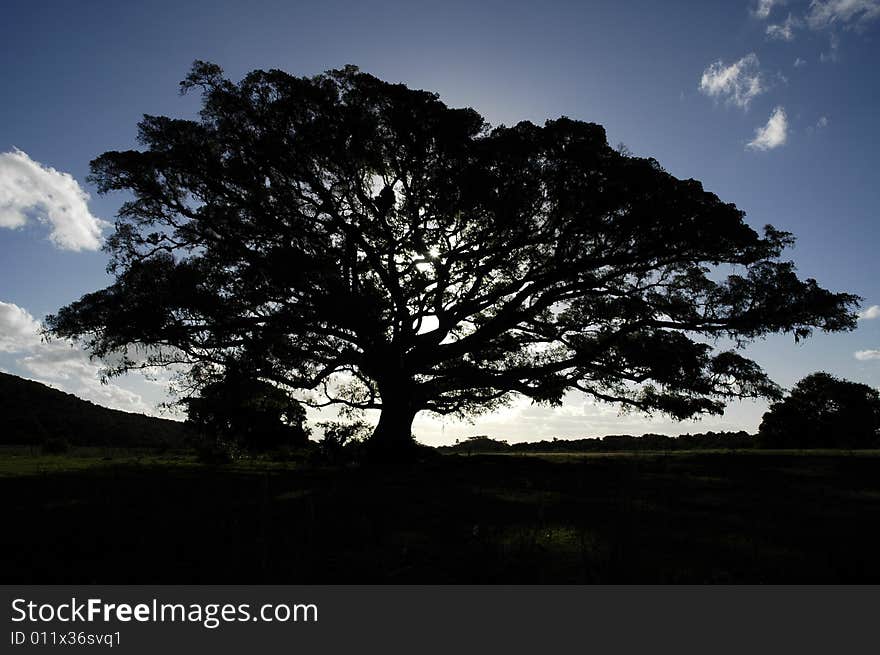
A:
48 61 859 453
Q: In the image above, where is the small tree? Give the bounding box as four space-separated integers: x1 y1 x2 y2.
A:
186 368 309 454
759 372 880 449
47 62 859 458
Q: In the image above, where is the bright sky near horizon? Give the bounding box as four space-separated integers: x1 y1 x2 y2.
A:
1 0 879 444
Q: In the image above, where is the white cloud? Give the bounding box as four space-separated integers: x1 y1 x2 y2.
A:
767 14 802 40
807 0 880 29
0 300 154 414
858 304 880 320
855 349 880 361
0 149 107 251
17 349 153 413
747 106 789 150
794 57 808 66
699 53 766 109
753 0 782 19
0 301 42 352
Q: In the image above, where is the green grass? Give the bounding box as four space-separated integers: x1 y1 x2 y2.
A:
0 445 308 477
4 446 880 583
5 445 880 478
0 446 198 477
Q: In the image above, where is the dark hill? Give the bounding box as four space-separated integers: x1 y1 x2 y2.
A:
0 372 187 447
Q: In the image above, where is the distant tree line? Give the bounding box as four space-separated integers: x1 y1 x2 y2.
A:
440 431 757 454
442 372 880 453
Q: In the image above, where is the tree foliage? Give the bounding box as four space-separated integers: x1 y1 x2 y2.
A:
185 366 309 454
759 372 880 449
47 61 859 453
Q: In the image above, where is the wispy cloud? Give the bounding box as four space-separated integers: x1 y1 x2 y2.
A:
767 13 802 40
794 57 808 67
807 0 880 30
0 300 153 414
858 304 880 320
747 106 789 150
0 149 107 251
699 53 766 109
820 32 841 61
855 349 880 361
753 0 783 19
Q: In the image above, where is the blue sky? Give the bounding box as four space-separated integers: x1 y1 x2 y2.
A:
1 0 878 443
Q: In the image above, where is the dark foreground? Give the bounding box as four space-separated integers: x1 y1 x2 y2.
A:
3 449 880 583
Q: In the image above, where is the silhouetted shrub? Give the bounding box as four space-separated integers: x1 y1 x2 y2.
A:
269 444 316 463
153 439 172 454
457 436 510 454
41 437 71 454
316 420 371 464
191 436 243 464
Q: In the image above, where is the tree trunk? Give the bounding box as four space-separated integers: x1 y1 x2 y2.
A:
368 383 418 459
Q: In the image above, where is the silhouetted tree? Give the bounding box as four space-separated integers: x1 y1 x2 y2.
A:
759 372 880 449
186 367 309 453
47 61 859 457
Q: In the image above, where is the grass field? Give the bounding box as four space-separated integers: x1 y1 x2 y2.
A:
3 447 880 583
